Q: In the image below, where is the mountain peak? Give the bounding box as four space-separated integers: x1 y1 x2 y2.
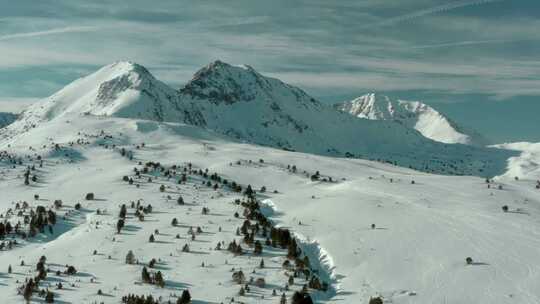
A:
180 60 272 104
8 61 190 129
204 60 255 72
337 93 395 120
93 61 152 80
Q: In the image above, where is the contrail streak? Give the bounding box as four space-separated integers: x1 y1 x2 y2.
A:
409 39 512 49
0 26 98 42
365 0 506 28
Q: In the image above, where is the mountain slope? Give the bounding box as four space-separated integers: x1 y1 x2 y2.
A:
0 61 538 304
178 62 510 176
335 93 488 146
2 61 515 177
493 142 540 181
0 113 539 304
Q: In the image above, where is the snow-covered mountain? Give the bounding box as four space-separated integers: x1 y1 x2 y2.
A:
0 112 18 128
0 61 539 304
8 62 202 129
335 93 488 146
3 61 514 176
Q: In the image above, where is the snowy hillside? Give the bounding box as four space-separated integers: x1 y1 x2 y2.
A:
335 93 488 146
0 112 539 303
2 61 515 177
493 142 540 181
0 112 18 128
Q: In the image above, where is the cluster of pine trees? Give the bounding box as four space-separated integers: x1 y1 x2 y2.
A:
0 204 58 241
141 266 165 287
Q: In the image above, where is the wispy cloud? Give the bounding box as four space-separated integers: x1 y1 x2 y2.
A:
0 26 99 42
407 39 513 49
0 0 537 102
364 0 506 28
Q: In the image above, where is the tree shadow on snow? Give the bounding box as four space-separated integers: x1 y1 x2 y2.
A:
470 262 490 266
508 210 530 215
164 279 192 290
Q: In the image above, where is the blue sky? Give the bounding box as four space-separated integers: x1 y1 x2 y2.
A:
0 0 538 142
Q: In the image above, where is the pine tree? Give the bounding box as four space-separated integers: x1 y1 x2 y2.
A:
125 250 135 264
254 240 263 255
23 279 34 302
117 219 125 233
154 271 165 287
177 290 191 304
45 290 54 303
141 266 152 283
119 204 127 219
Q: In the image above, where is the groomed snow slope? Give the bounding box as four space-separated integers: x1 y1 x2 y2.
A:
0 115 539 303
336 93 488 146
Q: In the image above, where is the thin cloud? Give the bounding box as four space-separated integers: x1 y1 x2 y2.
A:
365 0 506 28
0 26 99 42
408 39 513 49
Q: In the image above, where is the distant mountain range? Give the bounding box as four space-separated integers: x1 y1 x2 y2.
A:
2 60 514 176
334 93 489 146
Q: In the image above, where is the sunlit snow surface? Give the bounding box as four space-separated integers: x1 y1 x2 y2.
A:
0 115 538 303
0 61 538 303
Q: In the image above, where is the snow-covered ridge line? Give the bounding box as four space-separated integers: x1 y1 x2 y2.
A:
293 233 340 300
492 142 540 181
3 61 517 177
259 199 340 299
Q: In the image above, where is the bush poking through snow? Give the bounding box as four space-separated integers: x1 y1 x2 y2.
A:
369 297 383 304
255 277 266 288
65 265 77 275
